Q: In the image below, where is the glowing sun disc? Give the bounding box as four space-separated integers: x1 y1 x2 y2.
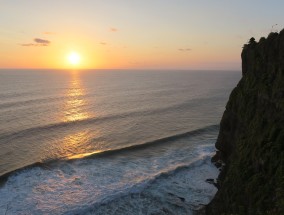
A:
68 52 81 65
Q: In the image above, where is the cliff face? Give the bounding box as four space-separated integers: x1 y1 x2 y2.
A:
207 30 284 214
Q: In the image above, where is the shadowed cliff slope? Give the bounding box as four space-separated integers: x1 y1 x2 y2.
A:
207 30 284 214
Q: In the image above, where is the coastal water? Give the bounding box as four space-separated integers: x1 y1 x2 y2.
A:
0 70 240 214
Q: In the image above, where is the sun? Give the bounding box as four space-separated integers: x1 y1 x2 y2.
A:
67 52 81 65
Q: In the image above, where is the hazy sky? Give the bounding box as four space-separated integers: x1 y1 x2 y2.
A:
0 0 283 69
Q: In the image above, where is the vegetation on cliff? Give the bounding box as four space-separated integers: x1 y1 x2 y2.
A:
207 30 284 214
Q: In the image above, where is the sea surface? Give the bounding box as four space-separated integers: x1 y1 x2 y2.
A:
0 69 240 214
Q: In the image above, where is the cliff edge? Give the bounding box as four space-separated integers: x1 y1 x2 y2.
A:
207 30 284 214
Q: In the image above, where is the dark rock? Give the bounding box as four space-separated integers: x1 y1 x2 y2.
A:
206 30 284 214
205 178 219 189
205 179 214 184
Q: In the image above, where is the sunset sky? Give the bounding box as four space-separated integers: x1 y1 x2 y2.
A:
0 0 283 70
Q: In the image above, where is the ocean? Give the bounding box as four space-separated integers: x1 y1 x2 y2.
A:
0 70 240 214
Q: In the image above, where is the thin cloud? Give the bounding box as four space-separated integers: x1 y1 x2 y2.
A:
20 38 51 47
34 38 50 45
20 43 36 47
100 42 107 45
110 27 118 32
178 48 191 52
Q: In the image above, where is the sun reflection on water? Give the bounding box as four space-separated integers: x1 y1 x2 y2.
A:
64 72 89 122
58 128 103 159
68 150 103 159
58 72 104 160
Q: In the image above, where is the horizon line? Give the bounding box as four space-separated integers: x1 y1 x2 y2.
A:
0 68 241 71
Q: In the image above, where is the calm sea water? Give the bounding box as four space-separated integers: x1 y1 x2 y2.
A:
0 70 240 214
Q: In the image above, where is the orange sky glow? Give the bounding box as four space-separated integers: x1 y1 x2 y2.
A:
0 1 283 70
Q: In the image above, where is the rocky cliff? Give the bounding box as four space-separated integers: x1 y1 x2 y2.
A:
207 30 284 214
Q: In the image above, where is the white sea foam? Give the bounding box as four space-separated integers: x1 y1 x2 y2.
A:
90 158 218 215
0 141 218 215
